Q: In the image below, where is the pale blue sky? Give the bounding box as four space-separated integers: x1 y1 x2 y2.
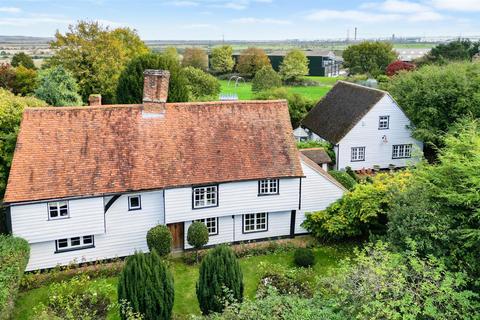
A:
0 0 479 40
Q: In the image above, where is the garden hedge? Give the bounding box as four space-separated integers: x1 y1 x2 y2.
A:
0 235 30 320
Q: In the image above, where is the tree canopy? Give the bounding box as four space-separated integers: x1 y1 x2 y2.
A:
11 52 35 69
48 21 149 103
182 47 208 71
343 41 397 77
182 66 220 101
116 52 189 104
210 45 234 74
428 39 480 63
35 66 82 107
251 66 282 92
236 47 271 78
279 49 309 82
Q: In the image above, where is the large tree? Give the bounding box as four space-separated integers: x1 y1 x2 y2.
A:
210 45 234 74
236 47 271 78
182 47 208 71
48 21 149 104
279 49 309 82
11 52 35 69
116 52 189 104
383 62 480 149
427 39 480 63
35 66 82 106
11 66 38 96
343 41 397 76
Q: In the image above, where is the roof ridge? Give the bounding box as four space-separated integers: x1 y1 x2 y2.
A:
337 80 388 95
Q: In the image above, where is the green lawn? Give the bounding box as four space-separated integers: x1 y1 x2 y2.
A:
13 242 355 319
219 76 342 101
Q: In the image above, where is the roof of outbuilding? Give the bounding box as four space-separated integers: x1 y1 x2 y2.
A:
300 148 332 164
4 100 303 203
301 81 387 144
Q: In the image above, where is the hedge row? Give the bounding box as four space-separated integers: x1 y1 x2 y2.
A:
0 235 30 320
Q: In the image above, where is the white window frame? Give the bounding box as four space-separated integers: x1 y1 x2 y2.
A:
378 115 390 130
258 179 279 195
55 235 95 253
48 201 69 220
392 144 412 159
351 147 366 162
128 195 142 211
195 217 218 236
243 212 268 233
193 185 218 209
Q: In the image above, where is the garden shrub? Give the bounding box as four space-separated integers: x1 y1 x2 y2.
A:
257 262 315 298
187 221 209 262
328 170 356 191
303 171 413 240
118 252 174 320
146 224 172 257
0 235 30 320
33 275 113 320
293 248 315 268
182 66 220 101
197 245 244 314
251 66 281 92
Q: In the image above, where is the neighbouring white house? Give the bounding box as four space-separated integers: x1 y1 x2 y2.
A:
301 81 423 171
3 70 346 271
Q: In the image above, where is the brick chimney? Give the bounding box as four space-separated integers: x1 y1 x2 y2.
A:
88 94 102 106
143 70 170 104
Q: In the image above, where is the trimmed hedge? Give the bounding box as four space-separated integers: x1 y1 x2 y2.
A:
0 235 30 320
329 170 357 191
146 225 172 257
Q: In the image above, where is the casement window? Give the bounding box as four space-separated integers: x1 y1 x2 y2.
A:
351 147 366 162
193 185 218 209
258 179 279 195
128 195 141 211
195 217 218 235
378 115 390 129
48 201 69 220
392 144 412 159
243 212 268 233
55 235 95 253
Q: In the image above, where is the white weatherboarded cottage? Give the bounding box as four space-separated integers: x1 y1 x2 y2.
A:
302 81 423 170
4 70 345 270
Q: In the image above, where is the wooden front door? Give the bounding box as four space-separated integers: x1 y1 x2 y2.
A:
167 223 184 251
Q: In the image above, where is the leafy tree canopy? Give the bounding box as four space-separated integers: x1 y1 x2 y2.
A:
428 39 480 63
279 49 309 82
35 66 82 106
182 47 208 71
210 45 234 74
343 41 397 77
251 66 281 92
11 52 35 69
182 66 220 101
385 60 415 76
48 21 149 104
236 47 271 78
11 66 38 97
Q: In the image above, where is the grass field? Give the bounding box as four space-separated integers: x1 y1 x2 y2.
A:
13 242 356 319
219 76 342 101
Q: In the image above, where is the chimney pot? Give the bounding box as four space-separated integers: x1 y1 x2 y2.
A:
143 69 170 104
88 94 101 106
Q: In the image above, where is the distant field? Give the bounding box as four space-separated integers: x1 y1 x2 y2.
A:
219 76 341 101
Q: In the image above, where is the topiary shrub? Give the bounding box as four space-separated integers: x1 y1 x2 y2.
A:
118 252 174 320
294 248 315 268
328 170 357 191
187 221 209 262
196 245 244 314
146 225 172 257
252 66 282 92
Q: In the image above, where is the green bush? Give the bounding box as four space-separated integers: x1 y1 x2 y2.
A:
182 66 220 101
118 252 174 320
0 235 30 320
293 248 315 268
328 170 356 191
257 262 315 298
187 221 209 262
251 66 281 92
116 52 189 104
146 225 172 257
197 245 243 314
33 275 113 320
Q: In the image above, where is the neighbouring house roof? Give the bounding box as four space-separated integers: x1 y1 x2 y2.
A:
4 100 303 203
300 148 332 165
299 154 346 192
301 81 387 144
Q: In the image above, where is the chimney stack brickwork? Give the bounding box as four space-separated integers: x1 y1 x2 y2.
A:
88 94 102 106
143 69 170 104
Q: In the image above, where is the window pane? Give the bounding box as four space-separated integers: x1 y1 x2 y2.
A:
129 196 140 209
71 237 81 246
83 235 93 244
58 239 68 248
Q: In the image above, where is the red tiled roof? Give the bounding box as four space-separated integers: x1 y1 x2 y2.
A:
4 100 303 203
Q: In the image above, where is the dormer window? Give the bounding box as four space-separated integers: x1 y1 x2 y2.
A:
48 201 69 220
193 185 218 209
258 179 279 195
379 116 390 129
128 195 142 211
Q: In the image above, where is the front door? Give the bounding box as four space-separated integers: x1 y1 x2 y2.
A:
167 223 184 251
